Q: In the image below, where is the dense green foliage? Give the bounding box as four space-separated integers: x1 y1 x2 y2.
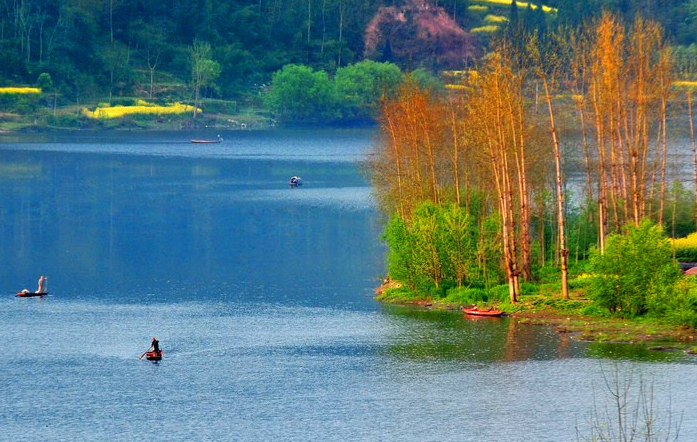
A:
265 60 407 123
383 211 697 328
334 60 403 120
587 221 681 316
585 220 697 328
383 202 504 294
668 278 697 328
2 0 697 109
0 0 393 104
263 64 339 123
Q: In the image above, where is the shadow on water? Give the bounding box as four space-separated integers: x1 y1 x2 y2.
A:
380 306 691 364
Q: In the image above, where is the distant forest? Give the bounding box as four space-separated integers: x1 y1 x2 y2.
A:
1 0 696 103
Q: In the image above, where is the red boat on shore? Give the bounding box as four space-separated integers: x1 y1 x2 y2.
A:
462 306 504 317
145 350 163 361
16 291 48 298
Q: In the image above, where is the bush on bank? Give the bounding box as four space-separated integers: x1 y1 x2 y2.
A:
382 205 697 329
587 220 681 316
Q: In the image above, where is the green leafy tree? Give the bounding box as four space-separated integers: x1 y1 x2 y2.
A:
587 220 681 316
36 73 53 92
264 64 338 123
191 40 221 119
478 213 505 289
383 215 423 291
441 204 477 287
409 202 448 289
409 68 444 95
382 202 502 294
334 60 403 120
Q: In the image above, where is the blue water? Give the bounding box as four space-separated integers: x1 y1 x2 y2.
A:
1 129 696 441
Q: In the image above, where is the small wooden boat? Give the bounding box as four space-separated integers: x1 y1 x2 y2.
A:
16 291 48 298
145 350 163 361
462 306 504 317
289 176 303 187
191 135 223 144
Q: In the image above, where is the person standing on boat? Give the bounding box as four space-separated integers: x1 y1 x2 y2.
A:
150 337 160 355
37 275 47 293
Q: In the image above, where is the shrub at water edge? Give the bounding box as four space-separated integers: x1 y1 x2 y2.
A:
587 220 681 316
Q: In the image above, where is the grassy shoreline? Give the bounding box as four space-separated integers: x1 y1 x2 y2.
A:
375 281 697 354
0 95 278 133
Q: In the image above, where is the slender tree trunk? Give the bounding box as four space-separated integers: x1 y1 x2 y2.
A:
193 74 200 120
511 93 531 281
591 82 608 250
307 0 311 44
39 13 44 63
608 104 621 230
26 23 31 63
658 90 668 225
417 98 440 205
542 77 569 299
338 4 344 66
576 98 593 202
688 91 697 229
150 67 155 99
647 121 662 217
110 0 114 43
449 101 461 207
385 110 406 218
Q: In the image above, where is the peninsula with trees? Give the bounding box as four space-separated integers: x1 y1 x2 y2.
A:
371 8 697 349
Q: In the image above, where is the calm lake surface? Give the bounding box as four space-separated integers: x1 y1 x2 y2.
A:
1 129 696 441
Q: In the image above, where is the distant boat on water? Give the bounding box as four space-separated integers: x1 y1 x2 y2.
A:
191 135 223 144
16 291 48 297
289 176 303 187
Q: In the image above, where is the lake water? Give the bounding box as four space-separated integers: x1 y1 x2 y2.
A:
1 129 696 441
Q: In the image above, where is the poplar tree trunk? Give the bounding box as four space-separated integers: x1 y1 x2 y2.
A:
658 91 667 225
449 102 461 207
307 0 312 44
688 91 697 229
542 77 569 299
338 4 344 66
385 111 406 218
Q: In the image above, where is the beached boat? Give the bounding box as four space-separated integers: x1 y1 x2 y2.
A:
191 135 223 144
145 350 163 361
16 291 48 297
462 306 504 317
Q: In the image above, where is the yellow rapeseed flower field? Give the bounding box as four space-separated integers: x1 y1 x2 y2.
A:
484 14 508 23
471 0 558 13
468 5 489 12
673 81 697 89
0 87 42 94
673 232 697 249
471 25 500 34
82 100 198 119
